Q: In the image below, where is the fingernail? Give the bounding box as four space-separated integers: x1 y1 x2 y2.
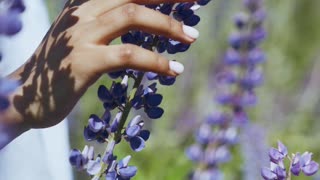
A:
183 25 199 39
169 61 184 74
190 4 201 11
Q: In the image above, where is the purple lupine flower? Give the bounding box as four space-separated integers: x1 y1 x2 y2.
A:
0 0 25 36
290 153 301 176
70 2 212 179
124 115 150 152
261 167 277 180
69 145 102 175
98 81 128 110
83 113 111 143
262 141 319 179
0 0 23 109
269 148 285 164
0 78 20 111
186 0 267 179
290 152 319 176
261 161 286 180
105 156 137 180
130 83 164 119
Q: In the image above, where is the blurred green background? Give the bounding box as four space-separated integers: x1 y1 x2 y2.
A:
46 0 320 179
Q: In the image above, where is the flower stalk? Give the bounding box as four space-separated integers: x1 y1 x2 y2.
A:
69 1 213 179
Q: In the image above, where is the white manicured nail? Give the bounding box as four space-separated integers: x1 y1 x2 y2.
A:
183 25 199 39
169 61 184 74
191 4 201 11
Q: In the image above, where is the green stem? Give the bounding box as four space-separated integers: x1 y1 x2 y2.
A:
94 73 145 180
94 138 115 179
286 156 292 180
114 73 144 142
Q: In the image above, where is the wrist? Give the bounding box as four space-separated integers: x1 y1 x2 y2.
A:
0 83 31 149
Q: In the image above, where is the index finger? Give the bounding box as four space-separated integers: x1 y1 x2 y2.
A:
83 0 198 17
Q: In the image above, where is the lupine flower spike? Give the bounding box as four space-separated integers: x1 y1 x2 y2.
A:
70 1 213 179
186 0 266 179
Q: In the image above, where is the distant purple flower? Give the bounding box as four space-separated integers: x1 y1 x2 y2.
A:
262 141 319 179
268 141 288 164
187 0 267 179
0 0 25 36
0 1 23 109
0 78 20 111
290 152 319 176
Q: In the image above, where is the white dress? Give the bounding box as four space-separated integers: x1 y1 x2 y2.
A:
0 0 73 180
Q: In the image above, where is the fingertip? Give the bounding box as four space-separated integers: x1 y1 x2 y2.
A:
169 60 184 74
182 25 200 40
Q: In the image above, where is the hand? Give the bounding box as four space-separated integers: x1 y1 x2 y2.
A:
3 0 199 134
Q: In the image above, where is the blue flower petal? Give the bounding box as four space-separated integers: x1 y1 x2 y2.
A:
131 96 143 109
224 49 241 65
10 0 26 12
261 167 277 180
126 125 141 138
146 72 158 80
83 126 97 141
118 155 131 169
106 171 117 180
0 78 20 95
185 144 202 162
88 114 104 133
0 96 10 111
108 70 125 79
86 158 102 175
148 83 158 92
119 166 137 179
98 85 112 102
102 110 111 124
111 112 122 133
302 161 319 176
269 148 284 164
139 130 150 141
0 11 22 36
213 146 231 164
277 141 288 156
183 15 200 26
197 0 211 6
248 48 265 64
145 94 163 107
291 153 301 176
156 40 167 53
121 33 135 44
159 76 176 86
128 115 141 127
129 136 145 152
159 4 174 15
69 149 82 166
145 107 164 119
195 124 211 144
300 152 312 166
274 166 286 179
206 111 228 125
111 83 126 98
